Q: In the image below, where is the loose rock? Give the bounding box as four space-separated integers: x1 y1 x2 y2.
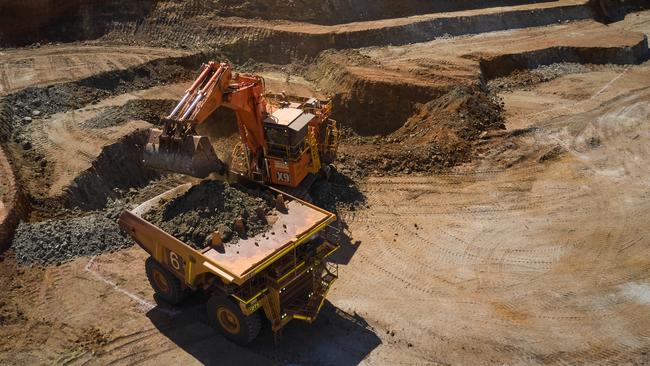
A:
144 180 274 249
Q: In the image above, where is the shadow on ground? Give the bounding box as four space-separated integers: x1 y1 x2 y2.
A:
312 170 366 265
147 293 381 365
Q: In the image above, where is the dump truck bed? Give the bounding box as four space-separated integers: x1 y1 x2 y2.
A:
119 182 335 285
202 199 329 276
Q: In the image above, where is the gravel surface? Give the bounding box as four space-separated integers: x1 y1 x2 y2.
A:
487 62 625 92
11 176 190 265
144 180 274 249
12 204 131 266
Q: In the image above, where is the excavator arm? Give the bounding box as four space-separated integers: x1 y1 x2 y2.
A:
143 61 268 178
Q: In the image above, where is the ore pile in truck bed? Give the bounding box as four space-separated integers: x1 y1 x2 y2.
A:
143 180 275 249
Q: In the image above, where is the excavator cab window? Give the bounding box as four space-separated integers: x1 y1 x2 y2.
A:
263 108 314 160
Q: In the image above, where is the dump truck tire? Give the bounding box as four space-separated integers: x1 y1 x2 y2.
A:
206 295 261 345
145 257 187 305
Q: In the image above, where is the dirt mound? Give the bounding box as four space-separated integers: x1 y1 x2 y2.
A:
336 86 505 177
144 180 275 249
398 86 505 141
12 175 189 264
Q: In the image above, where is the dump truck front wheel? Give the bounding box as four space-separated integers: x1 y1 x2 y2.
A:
145 257 187 305
206 295 261 345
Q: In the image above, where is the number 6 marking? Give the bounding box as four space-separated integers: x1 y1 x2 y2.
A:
170 251 181 271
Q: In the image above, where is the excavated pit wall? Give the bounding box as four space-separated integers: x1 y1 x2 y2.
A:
0 147 25 252
590 0 650 22
0 1 564 47
63 130 160 211
480 38 650 79
4 1 598 64
307 53 457 135
310 34 650 136
220 4 596 64
0 0 156 47
212 0 553 25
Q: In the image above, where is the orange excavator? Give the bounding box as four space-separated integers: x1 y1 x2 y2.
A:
144 61 339 190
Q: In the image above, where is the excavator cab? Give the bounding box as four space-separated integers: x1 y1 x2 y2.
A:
263 108 315 186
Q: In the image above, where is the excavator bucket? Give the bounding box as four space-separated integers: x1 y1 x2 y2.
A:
143 128 226 178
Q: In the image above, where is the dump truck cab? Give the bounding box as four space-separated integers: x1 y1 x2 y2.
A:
118 181 339 344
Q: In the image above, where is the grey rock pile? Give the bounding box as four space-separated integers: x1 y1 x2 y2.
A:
13 207 131 266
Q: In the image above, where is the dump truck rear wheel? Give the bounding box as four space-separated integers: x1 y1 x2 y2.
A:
206 295 261 345
145 257 187 305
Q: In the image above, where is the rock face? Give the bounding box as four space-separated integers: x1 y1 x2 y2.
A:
12 207 131 266
144 180 274 249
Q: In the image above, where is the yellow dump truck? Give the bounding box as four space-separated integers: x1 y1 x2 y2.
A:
118 181 339 344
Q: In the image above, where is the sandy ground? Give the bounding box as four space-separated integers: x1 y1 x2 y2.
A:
0 45 188 96
1 5 650 366
1 61 649 365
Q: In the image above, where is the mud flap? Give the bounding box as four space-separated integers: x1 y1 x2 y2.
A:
143 128 226 178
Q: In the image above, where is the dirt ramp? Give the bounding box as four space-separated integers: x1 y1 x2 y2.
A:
11 209 132 265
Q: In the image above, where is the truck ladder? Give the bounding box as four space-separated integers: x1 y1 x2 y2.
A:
307 126 321 174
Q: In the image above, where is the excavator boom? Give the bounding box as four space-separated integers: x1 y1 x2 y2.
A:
143 62 235 178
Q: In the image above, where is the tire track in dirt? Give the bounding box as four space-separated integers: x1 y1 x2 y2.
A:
331 84 650 363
